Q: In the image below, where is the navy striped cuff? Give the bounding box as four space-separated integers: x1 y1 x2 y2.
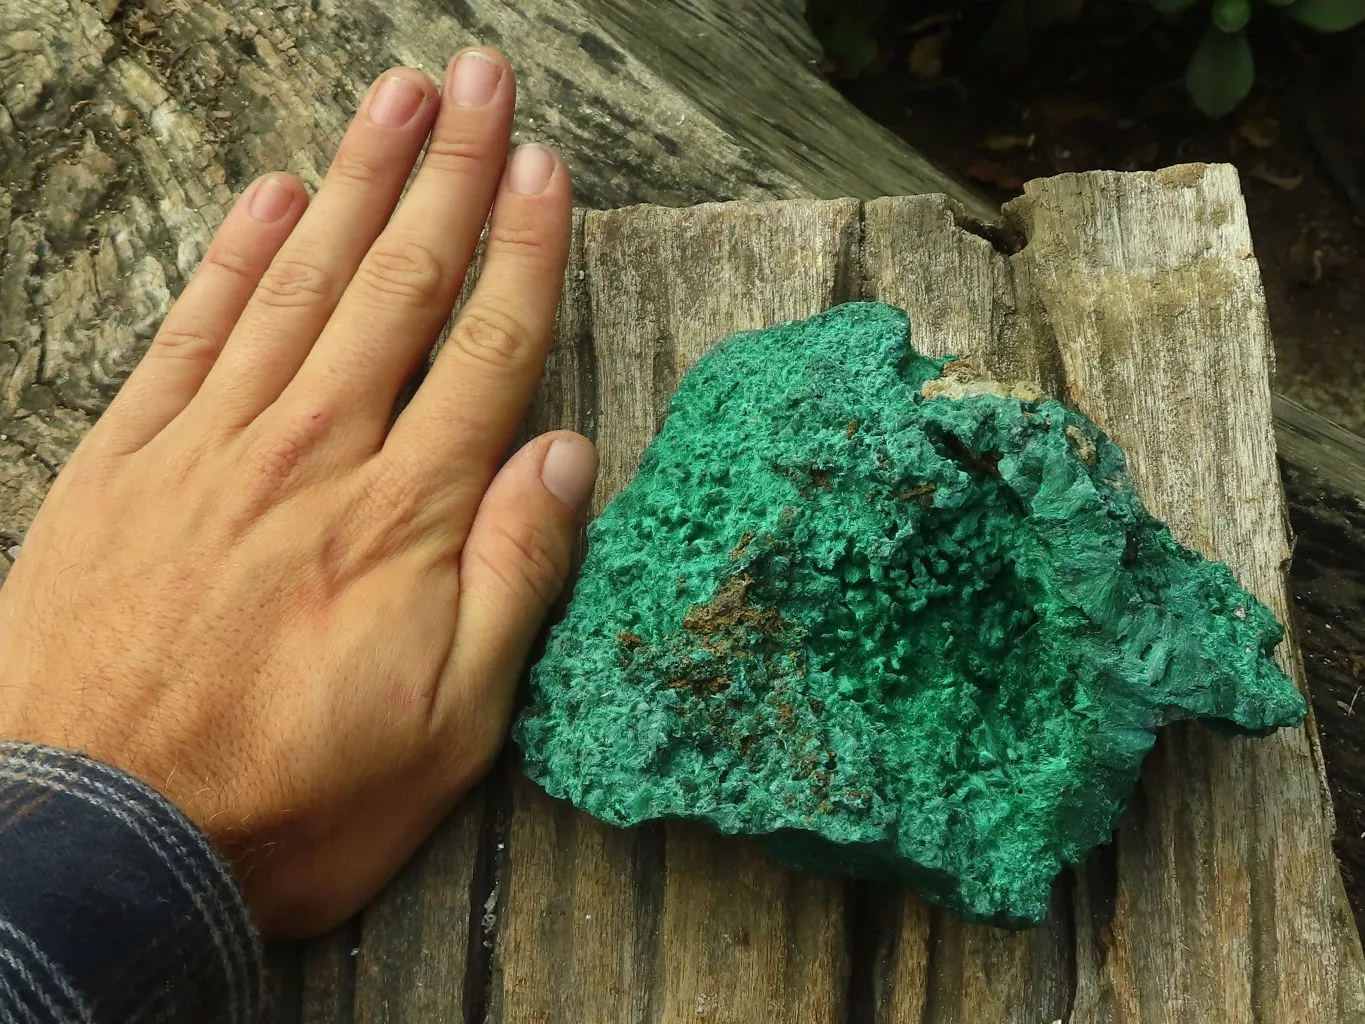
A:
0 742 263 1023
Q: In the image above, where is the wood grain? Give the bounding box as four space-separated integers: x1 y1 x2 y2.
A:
859 171 1365 1021
351 794 486 1023
492 776 656 1023
486 213 664 1024
298 928 358 1024
589 202 861 1024
861 193 1077 1024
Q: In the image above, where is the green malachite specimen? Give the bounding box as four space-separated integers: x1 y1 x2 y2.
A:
515 301 1307 928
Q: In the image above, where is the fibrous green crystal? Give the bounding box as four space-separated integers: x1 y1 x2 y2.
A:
515 301 1306 928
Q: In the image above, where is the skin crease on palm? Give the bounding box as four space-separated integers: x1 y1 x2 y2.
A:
0 48 600 940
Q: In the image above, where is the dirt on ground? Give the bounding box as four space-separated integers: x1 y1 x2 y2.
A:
816 0 1365 930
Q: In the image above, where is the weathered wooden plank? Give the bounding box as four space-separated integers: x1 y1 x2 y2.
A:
584 201 860 1024
349 792 486 1022
261 943 304 1024
487 211 665 1024
492 777 657 1022
489 200 861 1023
1007 167 1365 1022
874 893 930 1022
860 193 1076 1024
859 194 1061 396
299 927 359 1024
859 171 1365 1020
487 212 666 1024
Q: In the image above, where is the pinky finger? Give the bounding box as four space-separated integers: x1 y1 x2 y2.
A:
98 173 307 456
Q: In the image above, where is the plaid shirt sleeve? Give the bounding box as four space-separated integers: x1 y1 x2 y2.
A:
0 742 263 1024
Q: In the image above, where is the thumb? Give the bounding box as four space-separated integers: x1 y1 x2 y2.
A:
449 430 598 720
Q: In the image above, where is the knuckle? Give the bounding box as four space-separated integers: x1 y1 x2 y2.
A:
487 221 548 260
326 146 388 190
355 237 450 304
150 324 220 362
363 465 423 518
240 406 330 497
473 517 566 609
199 245 258 284
449 307 528 372
420 134 492 176
249 436 310 496
254 257 336 310
353 465 431 551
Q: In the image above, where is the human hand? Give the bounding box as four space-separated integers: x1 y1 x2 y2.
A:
0 48 596 939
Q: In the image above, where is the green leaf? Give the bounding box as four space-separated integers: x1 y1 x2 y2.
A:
1148 0 1204 13
1283 0 1365 30
818 20 879 74
1263 0 1298 7
1213 0 1252 30
1186 26 1254 117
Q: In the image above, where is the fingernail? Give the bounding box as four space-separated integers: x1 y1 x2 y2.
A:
248 174 294 222
508 144 554 196
369 74 425 127
450 50 501 108
541 435 598 511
